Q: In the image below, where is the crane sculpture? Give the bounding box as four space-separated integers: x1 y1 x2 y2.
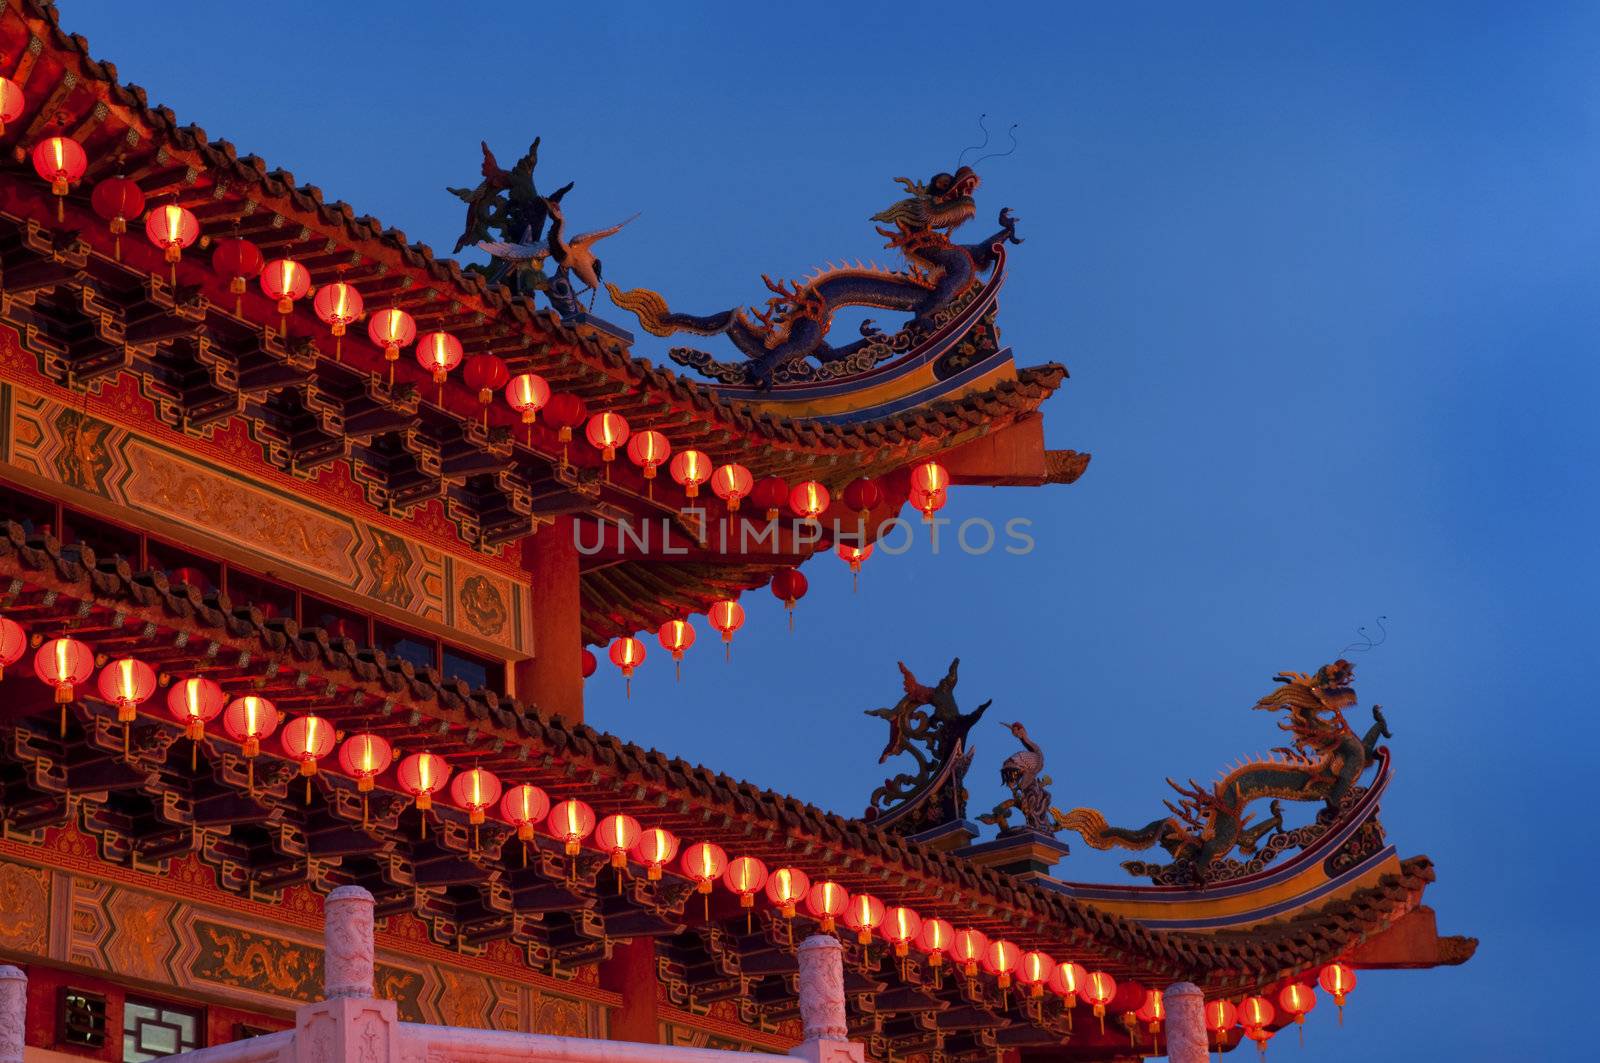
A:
981 720 1070 834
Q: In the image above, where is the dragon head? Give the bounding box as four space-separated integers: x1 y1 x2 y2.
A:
872 166 980 233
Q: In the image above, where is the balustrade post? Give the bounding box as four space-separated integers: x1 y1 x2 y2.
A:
1163 982 1207 1063
292 886 399 1063
789 936 863 1063
0 966 25 1063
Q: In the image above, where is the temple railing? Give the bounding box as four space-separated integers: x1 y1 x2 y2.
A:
0 886 864 1063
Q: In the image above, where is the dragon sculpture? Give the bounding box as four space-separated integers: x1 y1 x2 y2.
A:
862 659 990 834
606 165 1022 388
1060 660 1392 883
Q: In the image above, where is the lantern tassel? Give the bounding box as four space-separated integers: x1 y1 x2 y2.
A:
60 700 67 737
363 793 370 830
248 758 255 795
123 721 130 758
305 775 312 804
192 740 199 772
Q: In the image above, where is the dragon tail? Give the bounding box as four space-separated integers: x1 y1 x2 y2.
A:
1058 807 1166 852
605 284 735 338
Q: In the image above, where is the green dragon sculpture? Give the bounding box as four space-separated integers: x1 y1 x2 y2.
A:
1060 660 1391 883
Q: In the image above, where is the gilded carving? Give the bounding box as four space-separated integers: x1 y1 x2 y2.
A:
456 574 507 637
0 862 48 954
105 888 176 980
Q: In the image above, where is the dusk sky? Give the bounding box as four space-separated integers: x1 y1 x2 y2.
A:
57 1 1594 1058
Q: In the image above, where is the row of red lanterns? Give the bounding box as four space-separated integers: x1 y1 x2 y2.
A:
0 625 1360 1038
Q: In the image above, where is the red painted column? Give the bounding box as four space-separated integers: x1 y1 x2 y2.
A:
517 516 584 724
597 937 659 1044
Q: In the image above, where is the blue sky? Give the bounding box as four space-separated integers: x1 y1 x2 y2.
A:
60 1 1596 1057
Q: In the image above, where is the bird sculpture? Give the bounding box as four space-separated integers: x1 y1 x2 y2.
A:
999 721 1044 790
543 185 639 309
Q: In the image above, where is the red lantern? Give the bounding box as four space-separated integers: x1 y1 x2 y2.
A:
396 751 452 814
164 675 225 746
0 618 27 680
260 259 310 335
463 354 509 425
917 918 954 979
595 813 642 869
709 463 753 512
450 767 503 826
97 657 157 722
609 635 645 697
982 939 1022 989
420 333 467 401
91 176 144 260
625 430 671 484
368 307 416 383
881 906 922 957
770 568 807 629
543 393 589 463
1136 990 1165 1049
505 372 549 440
837 543 871 592
212 236 263 314
841 477 881 519
581 649 598 679
804 879 849 933
911 460 950 496
722 855 768 929
789 480 831 521
1239 995 1275 1031
657 619 694 681
631 826 679 880
313 280 364 360
144 203 198 284
1019 950 1053 998
750 476 789 521
708 599 744 660
32 136 86 220
1277 983 1316 1044
0 76 25 136
669 449 711 498
1205 1000 1239 1052
338 733 393 793
1318 962 1356 1022
222 694 277 790
585 412 630 471
548 798 596 856
682 841 728 896
1049 960 1087 1008
282 714 337 801
765 866 810 918
36 637 95 712
842 892 885 946
1083 971 1118 1033
1245 1025 1275 1051
500 783 551 841
952 928 989 978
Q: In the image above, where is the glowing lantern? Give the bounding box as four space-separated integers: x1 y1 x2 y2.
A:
911 460 950 497
463 354 509 426
625 430 671 489
32 136 86 220
91 175 144 260
596 813 642 871
1318 963 1356 1023
918 917 955 969
657 619 694 680
1245 1025 1275 1052
750 476 789 521
1049 961 1087 1030
952 928 990 978
842 477 881 519
1239 995 1275 1032
544 393 589 464
708 599 744 660
722 855 768 930
260 259 310 335
581 649 597 679
449 766 503 827
1205 999 1239 1051
164 675 225 765
982 939 1022 990
396 751 452 830
212 236 263 314
548 798 596 856
770 568 807 629
283 714 337 803
789 480 830 521
97 656 157 755
881 906 922 958
313 280 364 360
338 732 394 827
585 412 630 478
501 783 551 860
631 826 679 880
1277 983 1316 1045
710 463 753 512
222 694 278 790
418 331 466 389
669 449 711 498
837 543 871 592
0 76 24 136
36 637 95 719
842 892 885 946
505 371 549 441
608 636 645 697
0 618 26 680
682 841 728 918
143 203 199 285
367 307 416 384
805 880 849 933
765 866 811 918
1019 950 1053 998
910 485 947 521
1083 971 1118 1034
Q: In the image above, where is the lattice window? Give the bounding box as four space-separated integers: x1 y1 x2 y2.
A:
122 998 202 1063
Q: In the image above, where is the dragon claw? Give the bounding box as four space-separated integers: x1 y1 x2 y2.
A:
998 207 1024 244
